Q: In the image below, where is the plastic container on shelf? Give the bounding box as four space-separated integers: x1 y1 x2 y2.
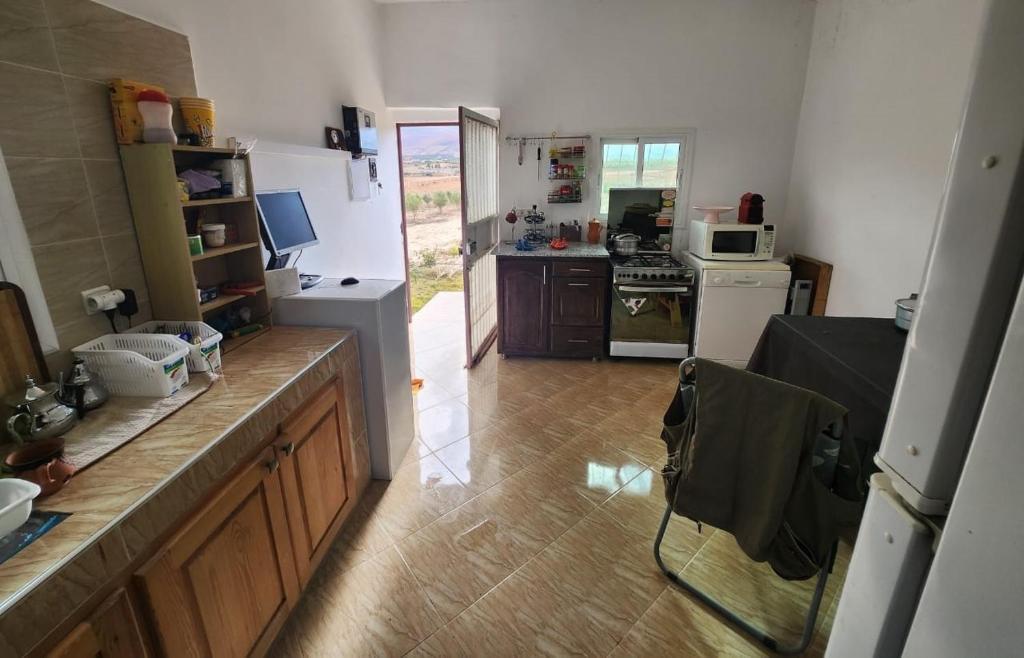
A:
72 334 191 397
201 223 226 247
124 321 224 372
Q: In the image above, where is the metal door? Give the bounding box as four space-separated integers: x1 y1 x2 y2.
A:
459 107 499 367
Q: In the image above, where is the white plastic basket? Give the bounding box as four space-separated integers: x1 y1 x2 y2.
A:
72 334 190 397
124 321 223 372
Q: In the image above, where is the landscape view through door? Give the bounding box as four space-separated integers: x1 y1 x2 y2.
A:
397 123 464 316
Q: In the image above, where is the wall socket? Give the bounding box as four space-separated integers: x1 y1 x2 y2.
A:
81 285 125 315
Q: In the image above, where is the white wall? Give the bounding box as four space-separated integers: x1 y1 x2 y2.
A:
382 0 817 246
782 0 986 317
98 0 406 280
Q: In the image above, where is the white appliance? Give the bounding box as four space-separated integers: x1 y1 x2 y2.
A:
829 2 1024 655
273 279 415 480
688 219 776 261
682 254 791 368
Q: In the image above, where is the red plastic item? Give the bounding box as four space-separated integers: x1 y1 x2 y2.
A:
137 88 170 103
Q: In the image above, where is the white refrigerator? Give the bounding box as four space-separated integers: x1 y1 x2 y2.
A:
828 1 1024 655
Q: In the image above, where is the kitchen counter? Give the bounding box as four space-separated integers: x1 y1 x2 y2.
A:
492 242 610 258
0 326 367 655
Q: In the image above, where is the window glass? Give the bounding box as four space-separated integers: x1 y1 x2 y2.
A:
599 143 638 214
641 142 680 188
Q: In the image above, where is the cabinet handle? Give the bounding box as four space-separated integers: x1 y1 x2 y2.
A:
265 458 280 474
280 442 295 456
567 283 590 287
543 265 547 285
569 268 591 273
567 339 589 343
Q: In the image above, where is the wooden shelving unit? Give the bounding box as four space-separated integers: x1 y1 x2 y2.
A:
191 241 261 262
119 144 271 339
220 325 271 354
182 196 253 208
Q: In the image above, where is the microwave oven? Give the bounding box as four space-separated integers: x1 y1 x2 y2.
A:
688 220 776 261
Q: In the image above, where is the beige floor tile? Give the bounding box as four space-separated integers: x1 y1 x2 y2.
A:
272 546 442 657
399 465 596 623
413 376 457 412
598 468 711 565
400 437 434 468
527 431 648 505
607 586 771 658
414 398 476 451
396 500 538 623
434 424 546 495
371 453 474 541
678 530 851 647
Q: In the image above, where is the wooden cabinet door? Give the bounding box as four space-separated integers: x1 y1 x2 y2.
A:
47 624 100 658
135 447 298 658
550 277 606 327
498 260 550 354
276 379 356 586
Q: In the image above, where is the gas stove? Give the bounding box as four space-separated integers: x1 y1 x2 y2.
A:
612 254 695 285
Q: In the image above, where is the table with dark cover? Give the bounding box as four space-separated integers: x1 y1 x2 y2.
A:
748 316 908 472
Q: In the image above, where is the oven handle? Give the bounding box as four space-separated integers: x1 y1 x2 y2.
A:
617 285 691 294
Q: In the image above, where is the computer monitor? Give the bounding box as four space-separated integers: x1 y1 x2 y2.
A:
255 189 319 270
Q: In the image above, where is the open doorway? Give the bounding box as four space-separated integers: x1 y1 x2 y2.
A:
397 123 464 317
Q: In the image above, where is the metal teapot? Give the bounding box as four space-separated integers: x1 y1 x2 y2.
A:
4 376 78 443
58 358 109 419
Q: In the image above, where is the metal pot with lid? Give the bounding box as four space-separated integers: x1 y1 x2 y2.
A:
4 376 78 443
612 233 641 256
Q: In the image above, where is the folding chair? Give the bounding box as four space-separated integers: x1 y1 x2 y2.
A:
653 356 841 655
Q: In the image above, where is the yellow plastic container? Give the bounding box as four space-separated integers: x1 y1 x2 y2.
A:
178 97 215 147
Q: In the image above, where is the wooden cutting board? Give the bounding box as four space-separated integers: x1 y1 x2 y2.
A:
0 283 48 399
791 254 833 316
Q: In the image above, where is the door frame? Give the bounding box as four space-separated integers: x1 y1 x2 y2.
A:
395 121 460 321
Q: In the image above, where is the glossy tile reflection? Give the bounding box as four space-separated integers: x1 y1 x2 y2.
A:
272 293 848 657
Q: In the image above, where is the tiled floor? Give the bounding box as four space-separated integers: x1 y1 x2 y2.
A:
272 292 848 657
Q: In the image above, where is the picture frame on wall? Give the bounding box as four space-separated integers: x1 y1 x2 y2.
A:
325 127 347 150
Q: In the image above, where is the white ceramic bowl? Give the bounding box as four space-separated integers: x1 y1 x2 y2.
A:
0 479 42 538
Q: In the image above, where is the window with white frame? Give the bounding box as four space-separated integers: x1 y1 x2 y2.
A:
597 136 686 215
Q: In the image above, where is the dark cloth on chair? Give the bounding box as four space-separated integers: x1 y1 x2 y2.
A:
661 358 863 580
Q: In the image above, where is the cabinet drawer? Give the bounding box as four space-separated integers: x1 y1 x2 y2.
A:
551 260 607 278
551 326 604 356
551 278 606 327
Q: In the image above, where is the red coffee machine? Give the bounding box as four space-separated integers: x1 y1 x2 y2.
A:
738 193 765 224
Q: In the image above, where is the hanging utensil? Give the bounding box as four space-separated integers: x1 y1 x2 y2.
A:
517 139 524 166
537 147 541 179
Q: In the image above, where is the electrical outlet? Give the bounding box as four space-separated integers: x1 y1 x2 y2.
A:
81 286 111 315
81 286 125 315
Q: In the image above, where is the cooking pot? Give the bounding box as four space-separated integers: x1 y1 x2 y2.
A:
612 233 641 256
4 376 77 443
895 294 918 331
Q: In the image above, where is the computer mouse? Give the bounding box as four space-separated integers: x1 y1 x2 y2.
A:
340 277 359 286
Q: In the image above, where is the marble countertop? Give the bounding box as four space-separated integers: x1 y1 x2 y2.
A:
492 242 609 259
0 327 360 652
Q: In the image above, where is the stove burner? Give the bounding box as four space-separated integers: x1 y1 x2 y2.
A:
613 252 693 284
620 254 683 269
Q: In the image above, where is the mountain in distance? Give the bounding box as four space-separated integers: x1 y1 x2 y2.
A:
401 125 460 161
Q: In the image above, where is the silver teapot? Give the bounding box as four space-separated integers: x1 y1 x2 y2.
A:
58 358 109 419
5 376 78 443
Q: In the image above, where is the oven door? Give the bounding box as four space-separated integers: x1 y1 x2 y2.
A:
610 283 693 358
